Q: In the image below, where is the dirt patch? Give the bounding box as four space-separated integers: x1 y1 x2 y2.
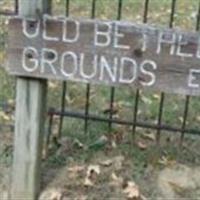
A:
40 151 200 199
158 164 200 199
40 155 129 200
1 132 200 199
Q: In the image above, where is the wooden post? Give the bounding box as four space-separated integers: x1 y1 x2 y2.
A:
10 0 50 199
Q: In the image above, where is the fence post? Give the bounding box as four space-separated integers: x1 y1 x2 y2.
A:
10 0 50 199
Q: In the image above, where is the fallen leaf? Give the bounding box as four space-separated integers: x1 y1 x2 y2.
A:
42 148 48 160
83 165 101 187
39 188 63 200
74 195 88 200
67 165 85 179
49 81 58 89
141 133 155 141
110 172 123 187
137 141 147 150
73 139 84 149
68 165 85 173
87 165 100 177
111 172 119 181
113 156 125 170
158 156 168 166
158 156 176 167
178 117 184 123
196 115 200 122
84 177 94 187
99 159 113 167
102 103 119 115
8 99 15 106
141 95 152 105
152 93 160 100
112 131 124 144
65 95 74 104
137 110 142 116
123 181 140 200
117 101 132 107
111 140 117 148
0 111 10 121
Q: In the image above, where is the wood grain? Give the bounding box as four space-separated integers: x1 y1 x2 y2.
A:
9 1 48 200
7 16 200 96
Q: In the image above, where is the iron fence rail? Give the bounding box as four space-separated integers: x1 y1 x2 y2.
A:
56 0 200 142
48 109 200 135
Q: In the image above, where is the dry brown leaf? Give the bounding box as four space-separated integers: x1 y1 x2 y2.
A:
84 165 101 187
68 165 85 173
74 195 88 200
196 115 200 122
123 181 140 200
73 139 85 149
3 115 10 121
113 156 125 170
110 172 124 187
84 177 94 187
39 188 63 200
141 95 152 105
102 103 119 115
68 165 85 179
99 159 113 167
178 117 184 123
152 93 160 100
137 110 142 116
49 81 58 89
137 141 147 150
158 156 176 167
111 172 119 181
158 156 168 165
0 111 10 121
111 140 117 148
141 133 155 141
86 165 100 177
42 148 48 160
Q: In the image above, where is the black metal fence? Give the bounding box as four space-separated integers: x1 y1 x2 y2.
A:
1 0 200 145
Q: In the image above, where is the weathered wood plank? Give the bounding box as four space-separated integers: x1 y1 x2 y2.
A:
10 0 48 200
6 16 200 96
10 78 47 199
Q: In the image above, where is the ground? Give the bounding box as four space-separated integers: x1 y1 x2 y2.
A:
1 126 200 199
39 128 200 199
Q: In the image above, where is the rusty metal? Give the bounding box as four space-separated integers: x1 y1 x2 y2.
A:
48 109 200 136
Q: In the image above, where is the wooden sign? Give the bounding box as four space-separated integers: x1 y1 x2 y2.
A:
6 15 200 96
